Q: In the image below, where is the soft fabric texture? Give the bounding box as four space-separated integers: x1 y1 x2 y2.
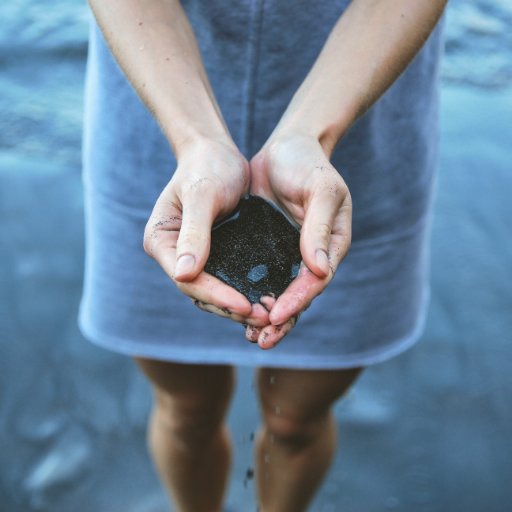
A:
79 0 444 369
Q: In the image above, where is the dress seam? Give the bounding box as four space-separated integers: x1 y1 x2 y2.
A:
241 0 265 157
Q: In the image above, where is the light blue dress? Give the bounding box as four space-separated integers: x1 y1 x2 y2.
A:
79 0 444 369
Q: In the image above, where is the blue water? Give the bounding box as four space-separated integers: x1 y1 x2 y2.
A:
0 1 511 511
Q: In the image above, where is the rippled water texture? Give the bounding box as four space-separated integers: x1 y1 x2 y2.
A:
0 1 88 167
442 0 512 87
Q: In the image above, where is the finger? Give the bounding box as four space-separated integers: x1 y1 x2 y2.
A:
193 300 268 327
259 295 277 312
257 315 298 350
327 199 353 270
143 203 182 279
245 324 261 343
268 264 325 326
177 271 255 318
251 302 271 325
180 274 273 326
301 181 346 278
174 189 216 282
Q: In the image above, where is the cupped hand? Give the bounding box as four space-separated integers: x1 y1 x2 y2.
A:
247 134 352 348
143 139 270 327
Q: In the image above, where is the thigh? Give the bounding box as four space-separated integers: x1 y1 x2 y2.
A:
257 366 362 422
134 357 235 423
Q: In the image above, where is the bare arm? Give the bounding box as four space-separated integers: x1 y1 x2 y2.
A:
89 0 269 327
89 0 228 155
274 0 447 156
250 0 447 348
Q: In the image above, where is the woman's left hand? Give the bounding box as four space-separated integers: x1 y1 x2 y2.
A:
247 134 353 349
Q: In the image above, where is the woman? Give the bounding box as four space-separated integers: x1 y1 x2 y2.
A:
80 1 446 510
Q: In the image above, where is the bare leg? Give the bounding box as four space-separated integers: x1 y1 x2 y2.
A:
256 367 362 512
134 357 235 512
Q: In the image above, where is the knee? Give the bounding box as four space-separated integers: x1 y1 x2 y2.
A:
261 407 329 452
152 388 228 447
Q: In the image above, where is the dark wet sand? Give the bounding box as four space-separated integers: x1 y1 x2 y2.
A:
205 195 301 304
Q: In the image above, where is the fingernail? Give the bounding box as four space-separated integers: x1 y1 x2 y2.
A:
175 254 195 277
315 249 329 273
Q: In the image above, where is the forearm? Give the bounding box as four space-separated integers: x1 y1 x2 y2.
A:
89 0 232 157
272 0 447 156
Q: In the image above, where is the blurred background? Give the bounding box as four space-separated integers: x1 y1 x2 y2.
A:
0 1 511 511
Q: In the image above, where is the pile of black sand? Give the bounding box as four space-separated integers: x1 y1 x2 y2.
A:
205 195 301 303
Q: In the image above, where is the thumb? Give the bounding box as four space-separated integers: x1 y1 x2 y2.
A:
300 191 339 279
174 196 215 282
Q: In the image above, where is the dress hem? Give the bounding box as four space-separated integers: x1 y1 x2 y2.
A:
77 286 430 370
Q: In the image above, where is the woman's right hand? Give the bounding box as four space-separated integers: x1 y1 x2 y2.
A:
143 138 270 328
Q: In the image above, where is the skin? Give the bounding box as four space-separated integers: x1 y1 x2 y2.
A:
89 0 447 511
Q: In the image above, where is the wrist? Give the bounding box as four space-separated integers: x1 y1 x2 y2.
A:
270 103 355 159
265 125 336 160
172 129 238 161
174 135 248 175
154 82 235 159
256 132 327 177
